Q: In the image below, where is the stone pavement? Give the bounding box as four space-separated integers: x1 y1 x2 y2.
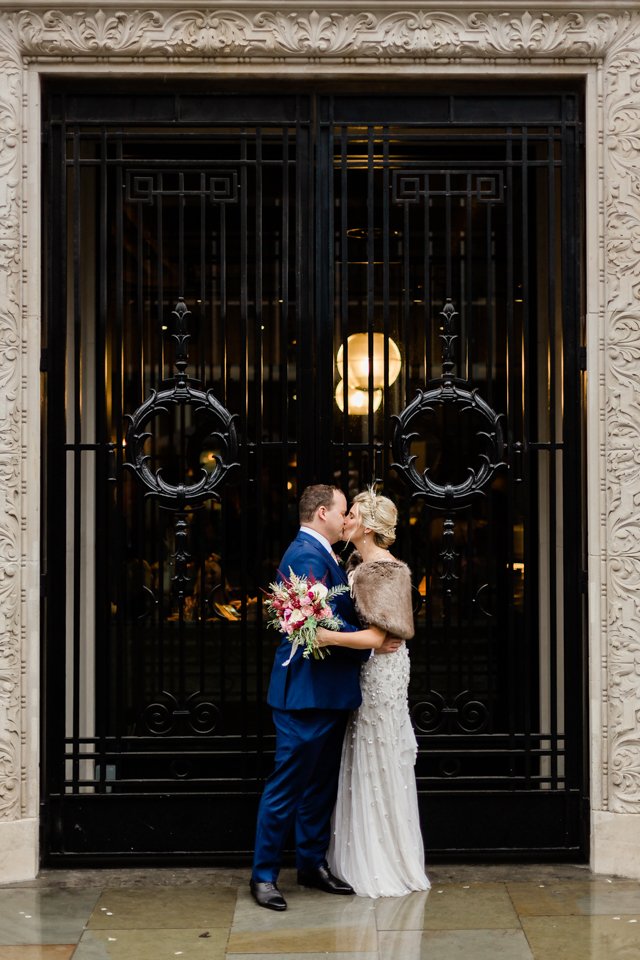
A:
1 864 640 959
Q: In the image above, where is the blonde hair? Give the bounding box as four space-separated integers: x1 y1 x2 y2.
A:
352 488 397 548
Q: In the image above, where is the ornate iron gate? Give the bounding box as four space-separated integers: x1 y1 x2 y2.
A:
42 87 586 863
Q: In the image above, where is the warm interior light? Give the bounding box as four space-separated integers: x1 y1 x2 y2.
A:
336 333 402 389
335 380 382 415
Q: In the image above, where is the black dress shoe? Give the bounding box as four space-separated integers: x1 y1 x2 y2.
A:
250 879 287 911
297 864 354 895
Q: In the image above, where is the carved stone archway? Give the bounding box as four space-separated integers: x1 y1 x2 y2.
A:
1 3 639 880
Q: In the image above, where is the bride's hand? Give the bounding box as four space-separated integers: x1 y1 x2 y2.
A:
377 635 402 655
315 627 334 647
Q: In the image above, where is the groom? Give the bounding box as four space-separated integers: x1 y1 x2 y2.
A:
251 484 397 911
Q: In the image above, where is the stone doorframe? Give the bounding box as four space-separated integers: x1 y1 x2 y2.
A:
1 3 639 881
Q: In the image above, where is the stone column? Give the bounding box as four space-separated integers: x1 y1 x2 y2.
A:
0 16 38 881
592 13 640 876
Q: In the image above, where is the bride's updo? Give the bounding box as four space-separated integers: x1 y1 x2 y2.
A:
352 489 397 548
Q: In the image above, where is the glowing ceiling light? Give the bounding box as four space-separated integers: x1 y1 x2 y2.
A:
335 380 382 415
336 333 402 389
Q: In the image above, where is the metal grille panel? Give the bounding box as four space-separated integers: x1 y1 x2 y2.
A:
42 88 586 862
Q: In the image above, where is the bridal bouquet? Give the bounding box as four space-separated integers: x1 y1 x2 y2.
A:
263 569 349 665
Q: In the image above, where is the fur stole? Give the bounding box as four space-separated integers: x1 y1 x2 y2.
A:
346 551 415 640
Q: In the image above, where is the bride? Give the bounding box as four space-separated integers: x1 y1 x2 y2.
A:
316 489 430 899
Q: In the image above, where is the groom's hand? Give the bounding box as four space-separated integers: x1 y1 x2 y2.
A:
378 635 402 655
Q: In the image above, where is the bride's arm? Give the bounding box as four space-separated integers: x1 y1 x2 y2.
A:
316 625 386 650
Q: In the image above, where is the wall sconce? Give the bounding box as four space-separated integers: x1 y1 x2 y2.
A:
334 333 401 415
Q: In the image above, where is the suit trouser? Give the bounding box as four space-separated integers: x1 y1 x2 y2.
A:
252 707 349 883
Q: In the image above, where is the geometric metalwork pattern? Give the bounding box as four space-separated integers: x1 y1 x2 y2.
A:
125 170 239 206
392 170 504 205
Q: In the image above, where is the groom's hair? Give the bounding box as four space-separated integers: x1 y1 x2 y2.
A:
299 484 340 523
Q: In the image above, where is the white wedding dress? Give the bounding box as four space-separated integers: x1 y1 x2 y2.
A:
328 642 430 898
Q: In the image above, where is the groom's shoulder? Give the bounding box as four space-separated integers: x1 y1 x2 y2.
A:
280 533 329 576
283 532 318 562
282 530 307 555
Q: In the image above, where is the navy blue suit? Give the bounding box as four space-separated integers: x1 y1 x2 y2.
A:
252 530 367 882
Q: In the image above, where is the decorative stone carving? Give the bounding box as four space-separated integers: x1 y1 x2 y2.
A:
0 456 20 674
0 3 638 835
0 671 20 819
0 16 22 825
608 310 640 392
0 8 622 61
603 15 640 813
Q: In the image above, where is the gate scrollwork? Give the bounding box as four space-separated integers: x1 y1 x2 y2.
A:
391 299 505 509
124 298 239 509
393 297 506 738
124 298 238 736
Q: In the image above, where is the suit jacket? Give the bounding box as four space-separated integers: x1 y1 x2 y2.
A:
266 530 367 711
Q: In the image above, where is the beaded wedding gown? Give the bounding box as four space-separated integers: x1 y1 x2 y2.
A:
328 641 430 898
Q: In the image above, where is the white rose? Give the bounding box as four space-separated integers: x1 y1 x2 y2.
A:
309 582 329 600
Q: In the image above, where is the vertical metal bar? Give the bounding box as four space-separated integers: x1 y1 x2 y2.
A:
424 165 431 383
314 101 333 481
402 193 411 407
239 130 249 738
71 131 83 792
94 128 110 789
547 124 559 790
134 179 146 716
280 126 290 552
486 194 495 411
254 127 265 712
561 105 583 796
198 179 208 696
521 128 532 785
177 181 189 708
218 189 228 723
44 117 69 809
295 115 307 486
178 171 185 297
156 176 165 694
463 180 475 706
366 127 375 466
504 130 517 773
465 176 473 384
340 124 349 483
200 175 207 383
382 127 390 482
445 171 452 298
325 111 336 485
114 139 126 738
304 104 317 483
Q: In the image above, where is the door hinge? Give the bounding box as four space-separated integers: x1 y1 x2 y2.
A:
578 346 587 371
40 573 47 599
580 569 588 594
40 349 48 373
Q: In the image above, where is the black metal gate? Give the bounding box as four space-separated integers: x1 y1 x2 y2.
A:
42 86 586 863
